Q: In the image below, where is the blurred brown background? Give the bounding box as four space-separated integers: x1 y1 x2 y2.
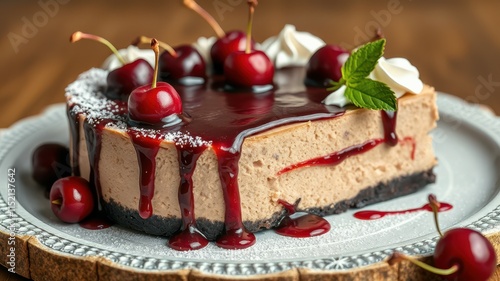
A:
1 0 500 280
1 0 500 129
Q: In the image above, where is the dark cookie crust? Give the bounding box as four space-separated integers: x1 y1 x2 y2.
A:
102 168 436 241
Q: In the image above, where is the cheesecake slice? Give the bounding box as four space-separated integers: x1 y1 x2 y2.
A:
66 66 438 241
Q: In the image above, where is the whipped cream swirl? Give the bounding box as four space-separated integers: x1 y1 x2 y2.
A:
192 36 217 74
323 57 424 107
261 24 325 69
102 45 155 71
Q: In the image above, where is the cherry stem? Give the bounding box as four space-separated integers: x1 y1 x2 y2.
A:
327 78 346 92
428 194 444 237
246 0 257 54
349 28 385 53
151 38 159 89
388 252 459 276
132 36 177 57
373 28 385 41
183 0 225 38
51 199 62 205
70 31 126 65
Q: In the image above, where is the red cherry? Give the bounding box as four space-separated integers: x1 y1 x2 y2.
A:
222 1 273 89
128 82 182 125
211 30 255 74
32 143 71 188
106 59 154 100
306 45 349 87
128 39 183 126
50 176 95 223
182 1 255 74
224 50 274 89
434 228 496 281
159 45 206 85
388 194 497 281
69 31 154 100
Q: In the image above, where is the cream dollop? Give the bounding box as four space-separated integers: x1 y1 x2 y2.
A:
323 57 424 107
261 24 325 69
370 57 424 97
101 45 155 71
322 85 349 107
192 36 217 74
192 36 217 62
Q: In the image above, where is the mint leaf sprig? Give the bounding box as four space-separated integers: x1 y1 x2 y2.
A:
327 39 397 111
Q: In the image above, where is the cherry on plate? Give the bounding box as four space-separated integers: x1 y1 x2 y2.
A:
50 176 95 223
32 143 71 187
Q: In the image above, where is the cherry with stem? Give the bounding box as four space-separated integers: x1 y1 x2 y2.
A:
70 31 153 100
223 0 274 90
133 36 206 85
387 194 497 281
184 0 254 74
127 39 183 126
70 31 126 64
183 0 225 38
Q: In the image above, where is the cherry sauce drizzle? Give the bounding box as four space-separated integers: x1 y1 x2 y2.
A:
67 109 81 177
381 110 398 146
83 119 113 211
168 146 209 251
128 130 162 219
353 202 453 220
275 200 330 238
214 148 256 249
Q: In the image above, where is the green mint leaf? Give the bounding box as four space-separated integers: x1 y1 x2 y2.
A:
342 39 385 82
344 79 397 111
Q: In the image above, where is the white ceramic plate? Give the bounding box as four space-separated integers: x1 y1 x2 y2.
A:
1 93 499 276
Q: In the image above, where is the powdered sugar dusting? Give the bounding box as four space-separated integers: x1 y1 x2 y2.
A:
127 126 210 147
66 68 125 125
65 68 211 148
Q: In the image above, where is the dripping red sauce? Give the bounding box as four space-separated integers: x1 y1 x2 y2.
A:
275 200 330 238
168 146 209 251
67 108 81 177
381 110 398 146
353 202 453 220
381 110 417 160
83 119 113 211
128 130 162 219
214 148 256 249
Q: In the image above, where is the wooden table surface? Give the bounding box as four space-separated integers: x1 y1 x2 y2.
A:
1 0 499 280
